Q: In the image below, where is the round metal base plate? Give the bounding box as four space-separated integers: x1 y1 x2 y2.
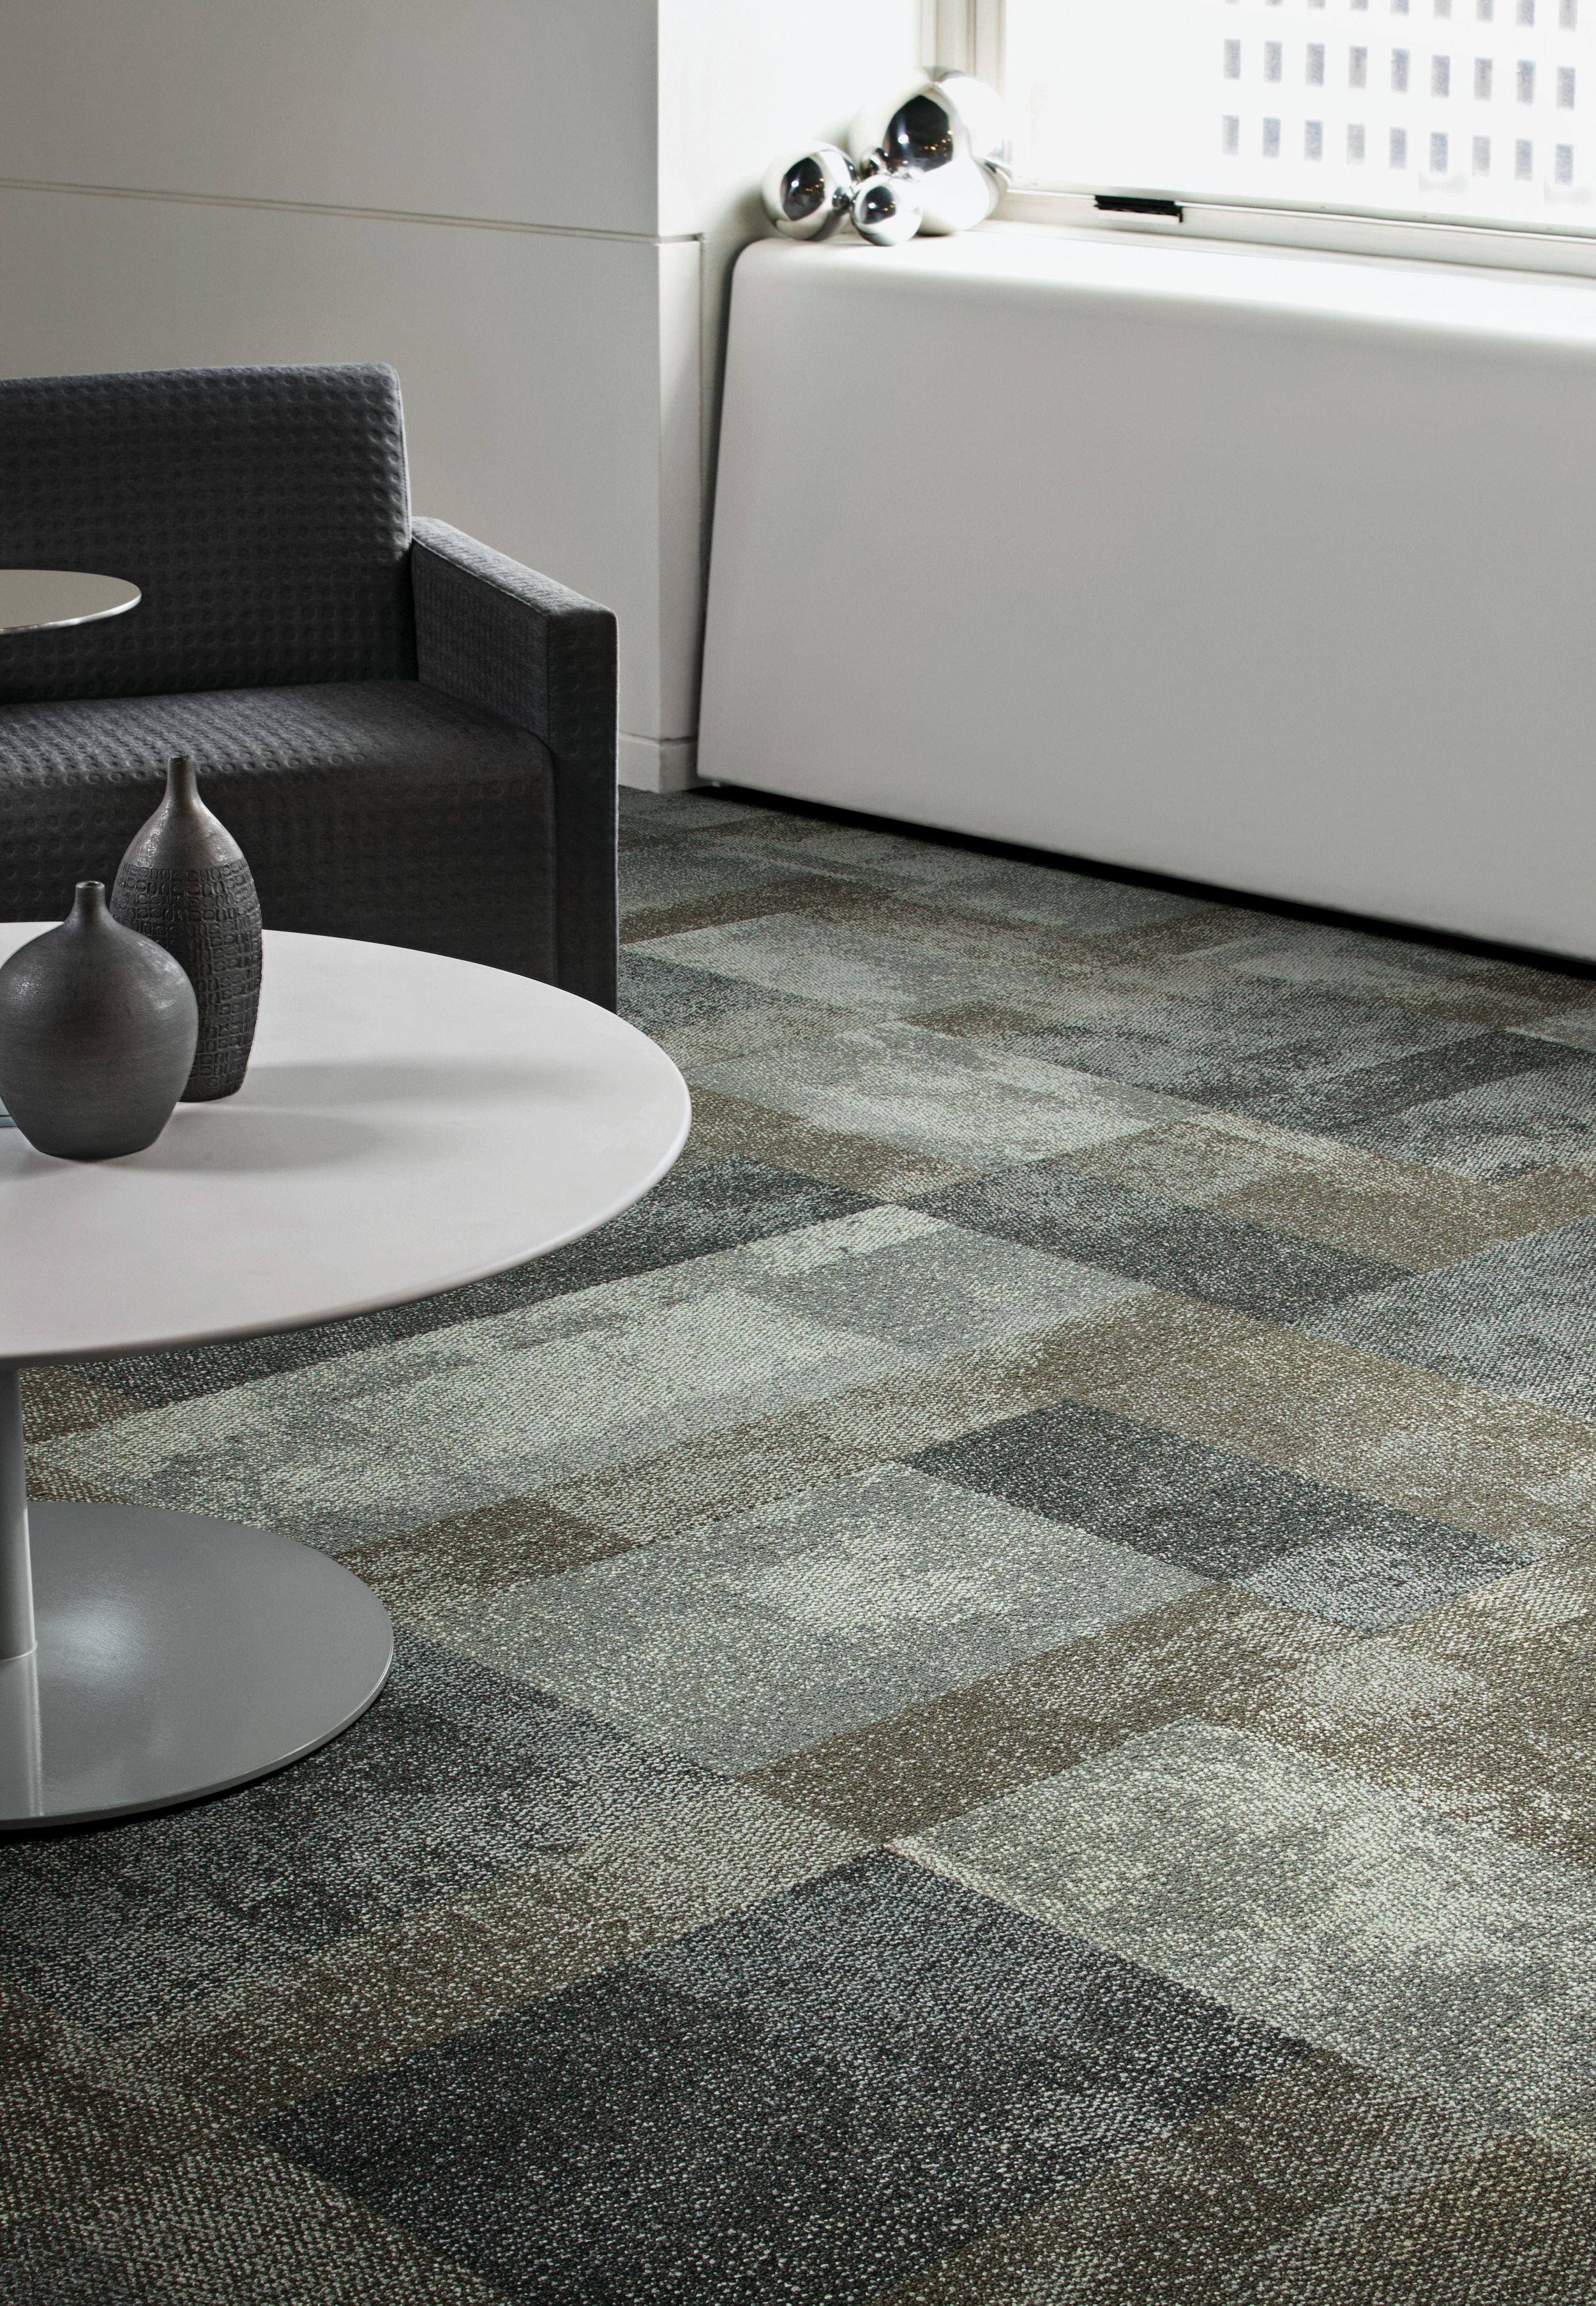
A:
0 1503 393 1829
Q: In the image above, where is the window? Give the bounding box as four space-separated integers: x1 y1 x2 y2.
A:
992 0 1595 234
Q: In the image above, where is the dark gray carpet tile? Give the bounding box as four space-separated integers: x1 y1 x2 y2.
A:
1302 1215 1596 1421
0 1635 714 2032
260 1851 1306 2306
926 1165 1405 1320
1009 980 1477 1106
912 1400 1524 1629
0 2233 132 2306
617 948 780 1032
1247 1030 1593 1136
77 1159 873 1412
616 788 768 847
1336 1051 1596 1183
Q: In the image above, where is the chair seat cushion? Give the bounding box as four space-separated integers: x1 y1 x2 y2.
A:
0 680 556 978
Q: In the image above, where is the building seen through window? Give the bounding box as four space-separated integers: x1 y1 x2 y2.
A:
1004 0 1590 229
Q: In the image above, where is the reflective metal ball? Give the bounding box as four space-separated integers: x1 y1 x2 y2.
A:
852 168 924 247
760 143 856 239
848 71 1011 235
928 72 1014 186
915 153 1002 234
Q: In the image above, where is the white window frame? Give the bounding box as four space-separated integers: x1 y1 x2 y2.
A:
928 0 1596 275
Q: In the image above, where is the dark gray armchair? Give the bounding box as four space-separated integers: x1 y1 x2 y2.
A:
0 363 617 1007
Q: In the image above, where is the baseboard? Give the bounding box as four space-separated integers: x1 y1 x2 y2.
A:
618 734 698 794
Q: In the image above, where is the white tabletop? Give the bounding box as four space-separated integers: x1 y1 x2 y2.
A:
0 930 690 1365
0 569 141 635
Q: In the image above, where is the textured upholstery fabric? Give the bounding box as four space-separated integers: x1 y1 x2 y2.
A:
0 365 414 702
412 518 617 1011
0 682 556 981
0 364 617 1002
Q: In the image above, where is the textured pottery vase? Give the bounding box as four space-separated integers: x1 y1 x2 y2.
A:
112 754 263 1101
0 882 199 1159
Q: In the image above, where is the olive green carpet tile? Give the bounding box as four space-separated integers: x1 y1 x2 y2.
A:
8 784 1596 2303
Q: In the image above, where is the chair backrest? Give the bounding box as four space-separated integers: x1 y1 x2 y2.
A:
0 363 415 702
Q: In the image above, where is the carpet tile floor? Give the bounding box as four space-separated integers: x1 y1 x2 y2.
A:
7 784 1596 2300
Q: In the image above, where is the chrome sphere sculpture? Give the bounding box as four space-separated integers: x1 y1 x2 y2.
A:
851 167 924 246
760 142 857 239
850 70 1013 236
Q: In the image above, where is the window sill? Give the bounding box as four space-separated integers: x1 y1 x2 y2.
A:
810 220 1596 348
998 183 1596 283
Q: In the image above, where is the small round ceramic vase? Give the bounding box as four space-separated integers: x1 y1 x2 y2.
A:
0 882 199 1159
112 753 263 1101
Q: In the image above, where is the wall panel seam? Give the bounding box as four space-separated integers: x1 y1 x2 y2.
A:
0 176 701 246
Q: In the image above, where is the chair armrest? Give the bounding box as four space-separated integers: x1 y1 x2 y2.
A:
410 516 617 1008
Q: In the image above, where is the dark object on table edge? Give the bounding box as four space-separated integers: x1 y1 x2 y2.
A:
0 882 197 1159
112 753 262 1101
0 363 617 1007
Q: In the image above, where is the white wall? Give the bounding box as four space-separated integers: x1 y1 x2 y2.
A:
0 2 922 788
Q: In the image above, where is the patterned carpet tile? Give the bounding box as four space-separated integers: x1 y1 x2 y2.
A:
0 1638 714 2033
1166 921 1595 1031
1303 1216 1596 1418
907 1719 1596 2137
1217 1549 1596 1871
50 1157 868 1417
1053 1110 1596 1270
693 1022 1186 1170
258 1853 1307 2306
1010 995 1569 1132
0 2137 511 2306
33 1210 1147 1550
132 1787 864 2126
10 783 1596 2303
747 1585 1344 1844
871 2063 1596 2306
926 1161 1408 1319
915 1397 1524 1627
1338 1056 1596 1182
500 1465 1201 1771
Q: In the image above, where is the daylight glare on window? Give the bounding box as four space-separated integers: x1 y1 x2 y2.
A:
1005 0 1593 229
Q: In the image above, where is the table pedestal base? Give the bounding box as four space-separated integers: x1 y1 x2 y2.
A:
1 1500 393 1830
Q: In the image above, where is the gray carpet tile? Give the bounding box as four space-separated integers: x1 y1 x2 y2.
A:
1006 978 1480 1103
8 785 1596 2306
914 1398 1525 1628
909 1720 1596 2135
691 1021 1186 1170
615 947 781 1031
712 819 1212 931
1336 1053 1596 1181
0 1636 714 2032
77 1159 873 1411
497 1465 1201 1770
644 910 1077 1020
1242 1029 1583 1134
260 1851 1307 2306
1180 923 1592 1027
926 1163 1407 1320
1301 1216 1596 1419
34 1212 1143 1552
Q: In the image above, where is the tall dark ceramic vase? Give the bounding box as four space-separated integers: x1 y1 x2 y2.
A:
112 753 263 1101
0 882 199 1159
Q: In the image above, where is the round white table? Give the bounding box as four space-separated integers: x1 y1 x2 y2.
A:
0 930 690 1828
0 568 141 634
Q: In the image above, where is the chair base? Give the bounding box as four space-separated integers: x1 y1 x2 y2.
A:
1 1502 393 1829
